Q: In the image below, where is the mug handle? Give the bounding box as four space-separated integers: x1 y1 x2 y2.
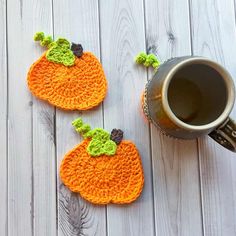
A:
209 118 236 152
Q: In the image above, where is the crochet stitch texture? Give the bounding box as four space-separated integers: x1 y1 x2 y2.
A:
28 52 107 110
72 118 117 156
60 139 144 204
60 118 144 204
27 32 107 110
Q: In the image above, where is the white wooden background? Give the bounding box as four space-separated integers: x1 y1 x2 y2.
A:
1 0 236 235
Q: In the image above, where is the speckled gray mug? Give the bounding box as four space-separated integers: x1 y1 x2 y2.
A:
143 56 236 152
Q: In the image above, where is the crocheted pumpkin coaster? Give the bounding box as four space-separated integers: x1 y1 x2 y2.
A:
60 118 144 205
27 32 107 110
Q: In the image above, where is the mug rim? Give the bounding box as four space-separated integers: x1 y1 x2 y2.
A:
162 57 235 131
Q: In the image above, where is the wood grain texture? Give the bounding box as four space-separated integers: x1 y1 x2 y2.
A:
7 0 57 235
53 1 107 235
189 0 236 235
4 0 236 235
99 0 155 235
144 0 203 235
31 1 57 235
0 0 7 235
7 0 33 234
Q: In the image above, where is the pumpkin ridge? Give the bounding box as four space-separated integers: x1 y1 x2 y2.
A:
27 52 107 110
60 139 144 204
27 32 107 110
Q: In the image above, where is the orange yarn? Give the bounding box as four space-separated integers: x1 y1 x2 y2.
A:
60 139 144 204
27 52 107 110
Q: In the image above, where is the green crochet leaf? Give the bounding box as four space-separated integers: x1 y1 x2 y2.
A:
34 32 76 66
72 118 120 157
87 139 104 156
87 139 117 156
46 38 75 66
103 140 117 155
87 128 110 142
85 128 114 156
56 38 71 48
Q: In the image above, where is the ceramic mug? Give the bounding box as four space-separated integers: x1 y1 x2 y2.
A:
143 56 236 152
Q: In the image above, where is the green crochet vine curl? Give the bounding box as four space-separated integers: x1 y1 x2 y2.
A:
34 31 75 66
72 118 118 157
135 52 160 70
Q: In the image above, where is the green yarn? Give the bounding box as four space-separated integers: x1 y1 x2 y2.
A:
46 45 75 66
76 124 91 134
85 128 116 156
144 54 157 67
72 118 83 129
40 36 53 47
135 52 147 64
83 130 94 138
135 52 160 70
152 62 160 69
34 32 45 41
72 118 91 136
103 140 117 155
87 139 117 156
34 32 75 66
86 128 110 142
87 140 104 156
56 38 71 48
46 38 75 66
34 32 52 48
72 118 118 156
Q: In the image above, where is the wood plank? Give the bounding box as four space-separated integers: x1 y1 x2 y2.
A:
7 0 32 234
30 1 57 236
7 0 57 235
189 0 236 235
144 0 203 235
99 0 155 235
0 0 7 235
52 1 107 235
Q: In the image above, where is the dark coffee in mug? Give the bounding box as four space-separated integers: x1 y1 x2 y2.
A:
143 56 236 152
167 64 227 125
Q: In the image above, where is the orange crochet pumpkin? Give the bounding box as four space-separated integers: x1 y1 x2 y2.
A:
27 32 107 110
60 118 144 205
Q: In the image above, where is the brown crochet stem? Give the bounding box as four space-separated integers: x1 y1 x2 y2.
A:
110 129 123 145
71 43 83 58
